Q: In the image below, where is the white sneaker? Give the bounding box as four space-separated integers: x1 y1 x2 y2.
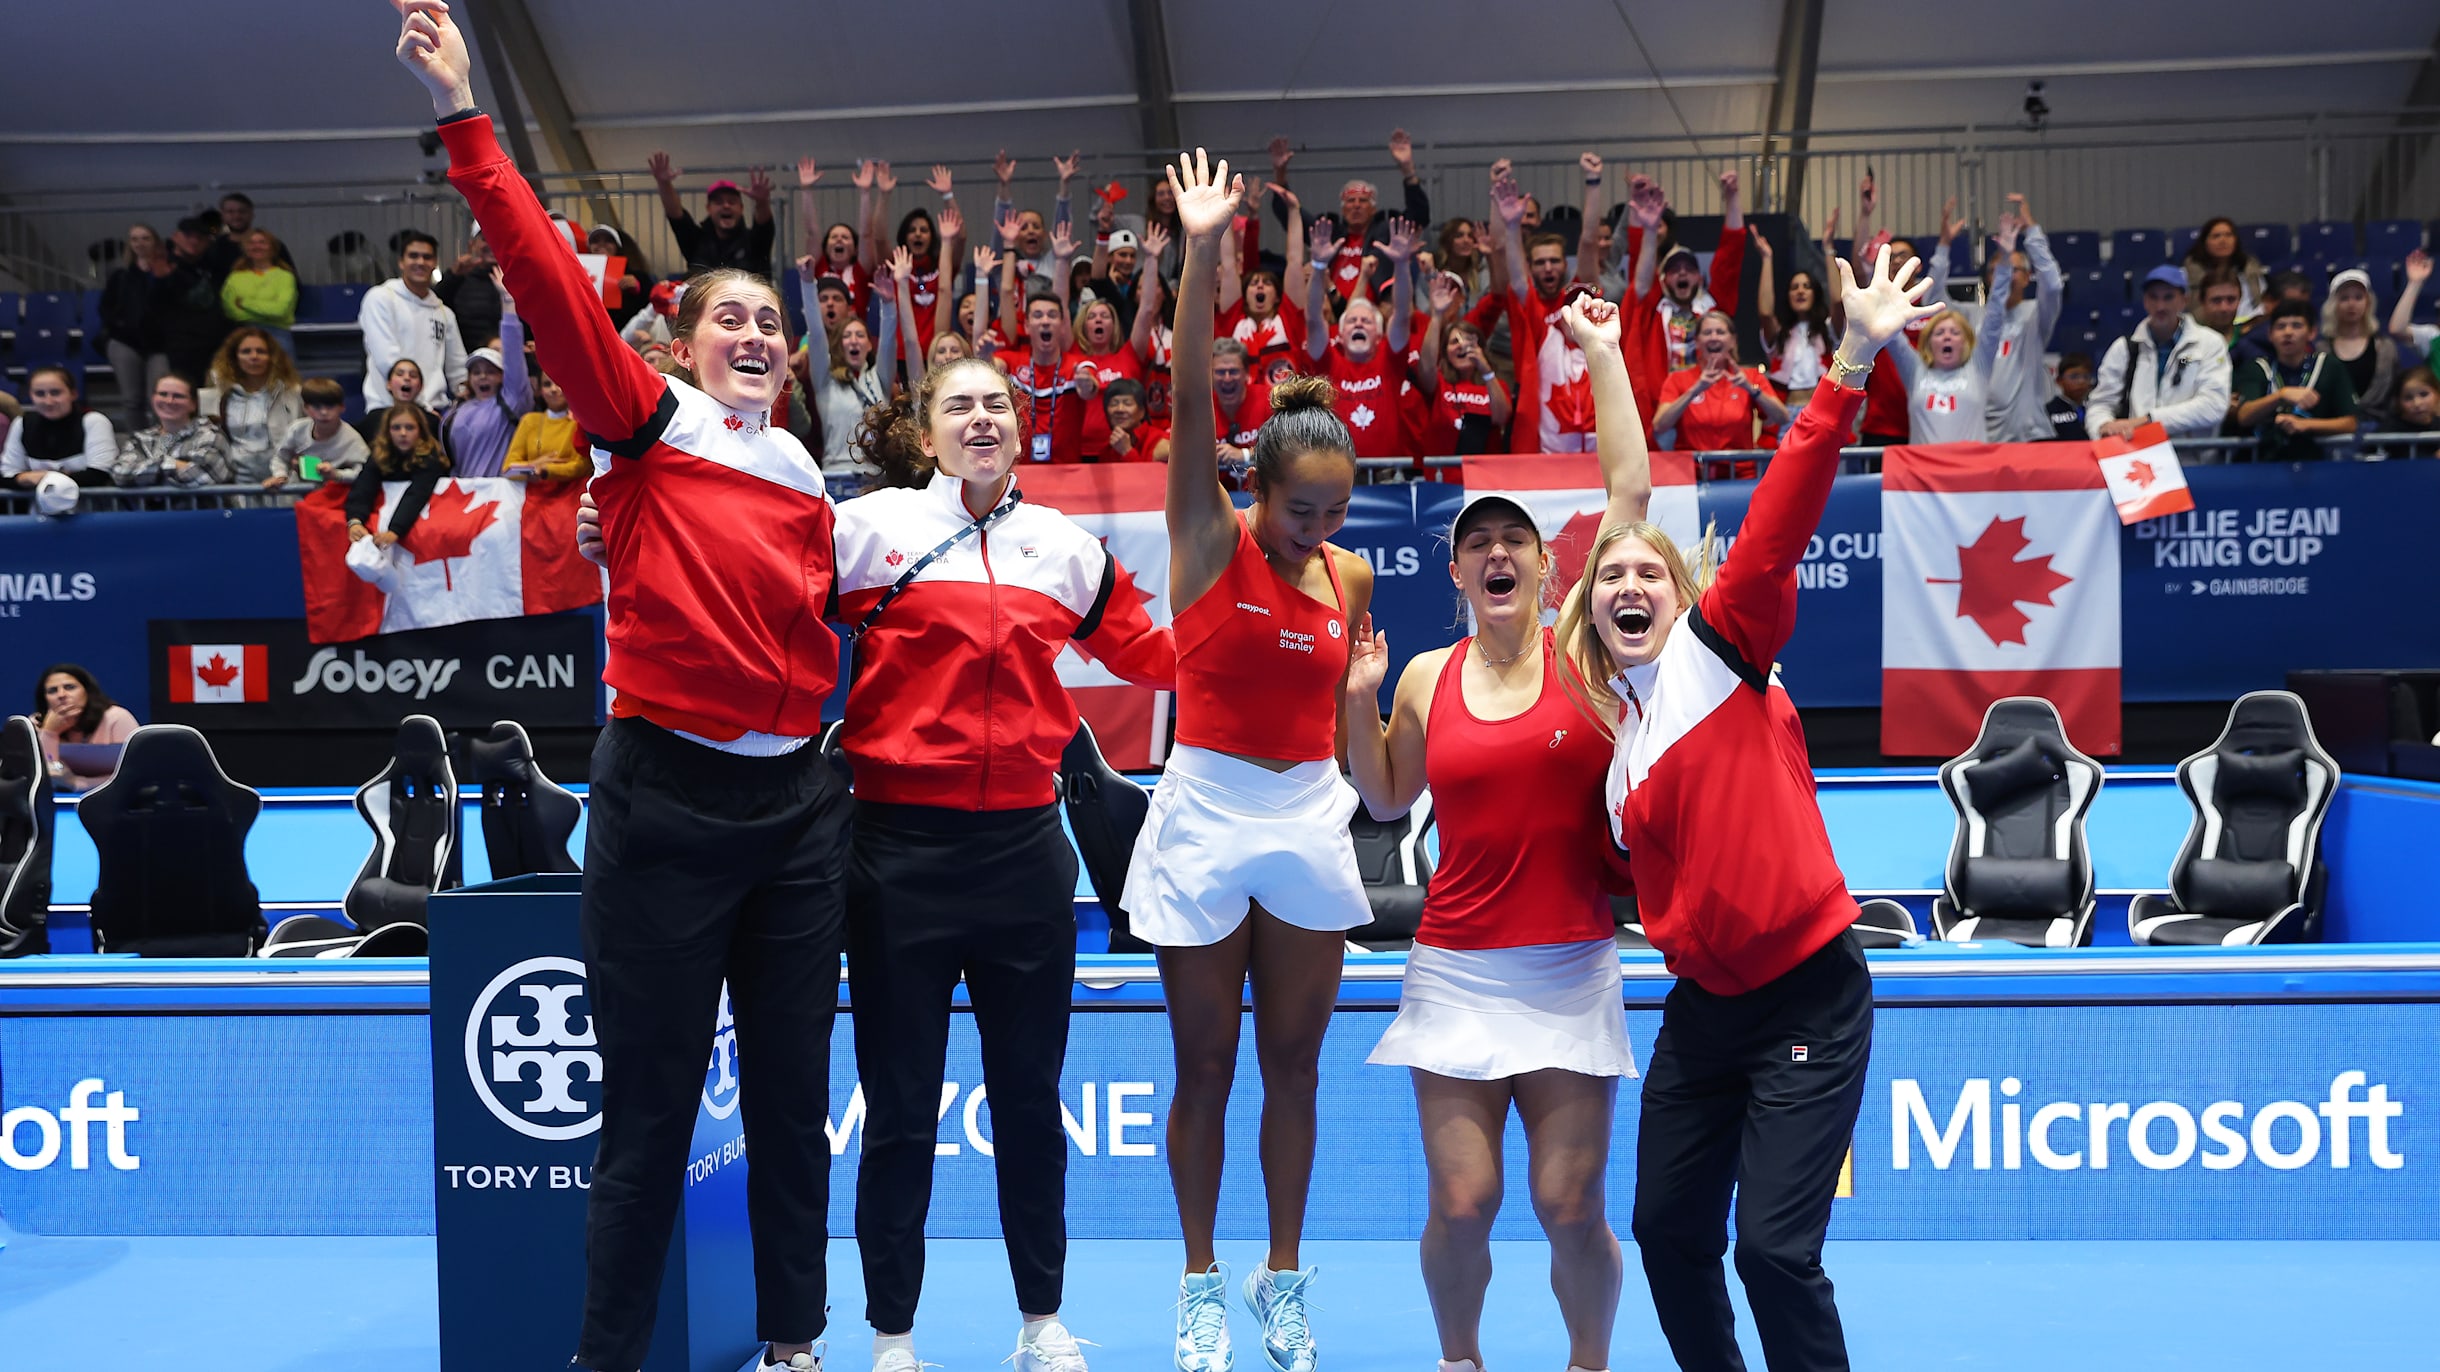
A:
1176 1264 1234 1371
1010 1317 1094 1372
873 1347 922 1372
1241 1265 1319 1372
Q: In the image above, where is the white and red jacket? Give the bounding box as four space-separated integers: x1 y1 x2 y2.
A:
440 111 839 740
831 472 1174 810
1605 382 1864 995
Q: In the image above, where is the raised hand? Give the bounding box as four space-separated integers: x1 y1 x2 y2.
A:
489 265 512 312
747 167 773 205
1857 171 1877 218
994 149 1016 187
1141 222 1173 263
1049 221 1077 261
1993 209 2022 257
1580 150 1603 182
796 156 822 188
886 245 914 284
1308 217 1343 265
1388 128 1415 173
1427 272 1460 314
994 207 1022 246
1488 158 1513 187
1268 181 1299 211
871 160 896 193
937 201 964 242
927 164 954 196
392 0 474 114
2407 249 2433 287
1718 167 1740 204
1749 224 1772 257
1169 148 1244 243
1092 196 1116 232
1344 614 1390 702
1491 180 1528 229
2005 191 2033 228
1054 150 1082 184
1380 217 1421 262
1937 195 1958 246
1557 295 1622 352
1268 135 1296 174
851 159 877 191
796 253 820 277
647 150 677 187
1628 176 1666 231
973 244 1000 277
1836 244 1942 351
1824 205 1841 239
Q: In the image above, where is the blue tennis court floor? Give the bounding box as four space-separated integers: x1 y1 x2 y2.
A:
1 1233 2430 1369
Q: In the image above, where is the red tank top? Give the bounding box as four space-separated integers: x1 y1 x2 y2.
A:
1418 632 1618 949
1174 514 1349 762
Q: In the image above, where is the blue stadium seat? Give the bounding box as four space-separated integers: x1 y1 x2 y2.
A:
2062 267 2126 312
2099 303 2144 338
2240 223 2292 263
2365 220 2422 258
13 323 73 366
1831 237 1853 264
80 291 109 361
2047 230 2101 270
782 265 808 336
324 282 368 320
0 292 16 337
2167 226 2201 261
2109 228 2166 265
291 283 330 323
1944 229 1974 269
2061 323 2106 361
2296 221 2354 261
21 292 77 337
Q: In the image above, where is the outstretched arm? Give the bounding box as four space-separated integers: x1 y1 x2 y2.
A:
1130 224 1170 359
1166 149 1249 610
1305 217 1339 363
395 0 662 446
1382 219 1418 353
1575 152 1606 286
1753 228 1779 344
1559 297 1651 531
2393 250 2431 345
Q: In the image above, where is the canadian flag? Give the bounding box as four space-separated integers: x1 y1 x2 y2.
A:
294 479 601 644
2092 421 2195 524
167 643 269 703
1458 451 1702 616
1882 443 2121 756
1020 464 1173 768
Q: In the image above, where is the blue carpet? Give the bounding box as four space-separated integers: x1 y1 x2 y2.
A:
0 1233 2429 1369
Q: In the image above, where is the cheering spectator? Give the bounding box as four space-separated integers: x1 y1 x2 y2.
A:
1477 167 1593 452
2048 352 2095 440
1755 233 1832 406
1267 129 1431 302
1437 216 1489 300
1304 216 1418 458
2232 299 2357 461
2183 217 2265 321
110 373 231 487
439 282 530 479
2322 268 2414 430
272 376 369 486
1076 229 1170 458
359 230 467 411
2390 250 2437 360
862 161 958 354
2190 267 2246 349
805 312 888 477
2086 266 2233 440
33 665 138 795
1099 378 1166 462
1208 337 1271 477
436 231 502 349
346 405 452 546
219 229 298 359
1418 273 1512 460
652 153 775 278
1651 310 1789 457
587 225 651 324
202 327 303 486
1629 169 1747 371
992 148 1077 289
100 224 174 430
1976 194 2065 441
1218 185 1309 375
505 373 588 481
154 217 232 386
357 358 444 448
1001 286 1097 463
3 368 118 489
1882 250 2011 445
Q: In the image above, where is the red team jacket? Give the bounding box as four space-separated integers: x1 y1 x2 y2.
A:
1604 382 1864 995
442 112 841 739
832 473 1174 809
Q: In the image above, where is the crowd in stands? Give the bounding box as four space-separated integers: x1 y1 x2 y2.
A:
8 143 2439 510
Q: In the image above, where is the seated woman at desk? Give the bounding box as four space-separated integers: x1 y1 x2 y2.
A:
32 663 138 793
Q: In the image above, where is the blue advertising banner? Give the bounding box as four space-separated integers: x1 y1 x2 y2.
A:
1696 474 1887 707
7 994 2431 1243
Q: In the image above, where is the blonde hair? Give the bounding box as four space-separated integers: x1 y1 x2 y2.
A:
1552 518 1715 738
1915 308 1978 369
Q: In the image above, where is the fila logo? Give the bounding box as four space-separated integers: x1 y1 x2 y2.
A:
1549 728 1569 748
1792 1045 1811 1063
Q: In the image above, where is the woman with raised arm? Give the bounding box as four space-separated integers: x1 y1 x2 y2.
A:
392 7 847 1371
1561 246 1939 1372
1343 294 1648 1372
1128 150 1376 1372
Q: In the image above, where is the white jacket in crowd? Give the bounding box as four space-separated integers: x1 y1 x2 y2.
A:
2084 316 2233 438
357 276 468 412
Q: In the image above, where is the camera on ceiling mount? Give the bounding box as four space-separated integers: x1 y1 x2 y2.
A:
2023 81 2050 133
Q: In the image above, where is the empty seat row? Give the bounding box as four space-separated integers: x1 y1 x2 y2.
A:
0 284 372 368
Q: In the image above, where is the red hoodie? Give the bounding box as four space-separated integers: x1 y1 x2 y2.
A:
1604 382 1864 995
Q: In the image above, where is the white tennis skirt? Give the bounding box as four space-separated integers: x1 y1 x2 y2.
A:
1368 938 1637 1081
1122 744 1371 947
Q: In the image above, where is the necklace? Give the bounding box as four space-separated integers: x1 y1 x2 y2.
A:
1476 635 1536 667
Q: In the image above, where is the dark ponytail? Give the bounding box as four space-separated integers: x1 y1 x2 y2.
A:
855 356 1011 489
1251 375 1354 489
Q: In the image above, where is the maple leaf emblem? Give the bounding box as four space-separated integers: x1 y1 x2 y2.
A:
1926 516 2074 647
884 550 906 567
2126 457 2157 489
399 481 501 592
723 415 745 431
195 653 241 689
1551 508 1602 596
1349 403 1376 430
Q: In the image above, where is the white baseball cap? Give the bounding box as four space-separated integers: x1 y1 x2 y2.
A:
34 471 81 517
1107 229 1141 252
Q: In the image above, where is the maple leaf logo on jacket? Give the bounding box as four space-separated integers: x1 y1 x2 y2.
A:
884 550 905 567
1926 515 2074 647
195 653 241 689
723 415 744 431
400 481 502 592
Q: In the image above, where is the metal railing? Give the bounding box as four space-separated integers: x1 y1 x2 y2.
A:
6 433 2433 514
2 108 2434 292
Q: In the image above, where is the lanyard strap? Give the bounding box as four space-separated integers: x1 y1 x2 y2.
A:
850 487 1023 641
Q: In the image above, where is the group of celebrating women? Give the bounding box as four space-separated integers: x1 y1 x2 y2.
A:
393 5 1939 1370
